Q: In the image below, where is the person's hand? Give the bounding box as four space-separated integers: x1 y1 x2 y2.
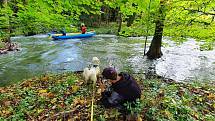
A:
99 83 106 92
97 77 106 94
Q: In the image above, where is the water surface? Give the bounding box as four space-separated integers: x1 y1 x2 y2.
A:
0 35 214 86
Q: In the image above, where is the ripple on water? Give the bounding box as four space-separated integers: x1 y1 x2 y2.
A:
1 36 215 86
156 39 215 81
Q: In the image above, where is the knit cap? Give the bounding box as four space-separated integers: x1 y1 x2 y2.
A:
102 67 117 80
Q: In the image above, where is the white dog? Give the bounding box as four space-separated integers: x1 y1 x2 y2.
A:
83 57 100 84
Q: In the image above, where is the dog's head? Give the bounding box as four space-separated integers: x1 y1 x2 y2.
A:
92 57 100 66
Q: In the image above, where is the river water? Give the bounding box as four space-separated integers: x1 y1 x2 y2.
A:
0 35 215 86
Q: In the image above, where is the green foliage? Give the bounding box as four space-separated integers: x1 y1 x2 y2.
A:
200 40 214 51
0 73 85 120
0 0 102 37
92 22 118 34
124 99 143 116
0 3 13 41
164 0 215 47
109 0 215 49
0 0 214 50
1 73 215 120
141 79 215 121
119 21 155 37
0 41 5 48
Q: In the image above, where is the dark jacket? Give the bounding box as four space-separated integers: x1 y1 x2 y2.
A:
112 72 141 102
100 72 141 108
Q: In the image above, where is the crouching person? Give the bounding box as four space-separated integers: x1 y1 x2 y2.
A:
99 67 141 112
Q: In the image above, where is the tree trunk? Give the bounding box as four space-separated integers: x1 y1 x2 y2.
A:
106 8 109 25
117 13 122 35
110 8 118 22
127 13 136 27
146 1 166 59
146 20 164 59
99 14 101 27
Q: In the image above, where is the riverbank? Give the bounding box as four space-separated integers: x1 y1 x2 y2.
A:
0 42 19 54
0 72 214 120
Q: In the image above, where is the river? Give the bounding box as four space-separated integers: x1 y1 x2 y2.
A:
0 35 214 86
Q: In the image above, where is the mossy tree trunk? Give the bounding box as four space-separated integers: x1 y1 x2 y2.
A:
117 12 122 35
146 0 166 59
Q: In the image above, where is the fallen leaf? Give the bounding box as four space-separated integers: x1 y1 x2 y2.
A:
192 88 200 94
73 98 85 105
72 86 79 93
207 93 215 100
97 89 102 94
4 101 11 107
51 98 57 104
2 110 10 115
39 92 53 98
203 109 210 114
79 99 85 104
198 97 203 102
21 81 32 87
65 91 71 95
47 92 55 98
37 109 44 114
51 105 56 110
137 115 142 121
41 76 49 81
164 110 171 117
193 113 199 119
0 87 6 93
39 89 47 93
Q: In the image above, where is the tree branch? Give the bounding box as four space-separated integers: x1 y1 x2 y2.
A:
183 8 215 16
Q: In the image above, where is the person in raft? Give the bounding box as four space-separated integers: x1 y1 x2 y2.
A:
60 28 66 36
80 23 87 34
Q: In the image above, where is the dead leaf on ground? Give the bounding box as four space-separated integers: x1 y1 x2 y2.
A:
1 110 11 115
207 93 215 100
39 92 54 98
51 98 57 104
71 85 80 93
3 101 12 107
41 76 49 81
39 89 47 93
0 87 6 93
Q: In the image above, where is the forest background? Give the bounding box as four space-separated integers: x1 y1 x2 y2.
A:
0 0 214 52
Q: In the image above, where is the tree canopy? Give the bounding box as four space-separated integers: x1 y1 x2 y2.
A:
0 0 214 51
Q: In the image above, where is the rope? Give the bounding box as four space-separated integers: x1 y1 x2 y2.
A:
90 79 96 121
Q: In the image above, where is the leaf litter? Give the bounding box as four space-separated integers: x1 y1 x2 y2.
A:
0 72 214 120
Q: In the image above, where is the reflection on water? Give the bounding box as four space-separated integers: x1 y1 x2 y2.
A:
0 35 214 86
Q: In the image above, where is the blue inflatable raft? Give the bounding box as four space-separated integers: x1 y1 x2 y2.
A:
51 32 96 40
